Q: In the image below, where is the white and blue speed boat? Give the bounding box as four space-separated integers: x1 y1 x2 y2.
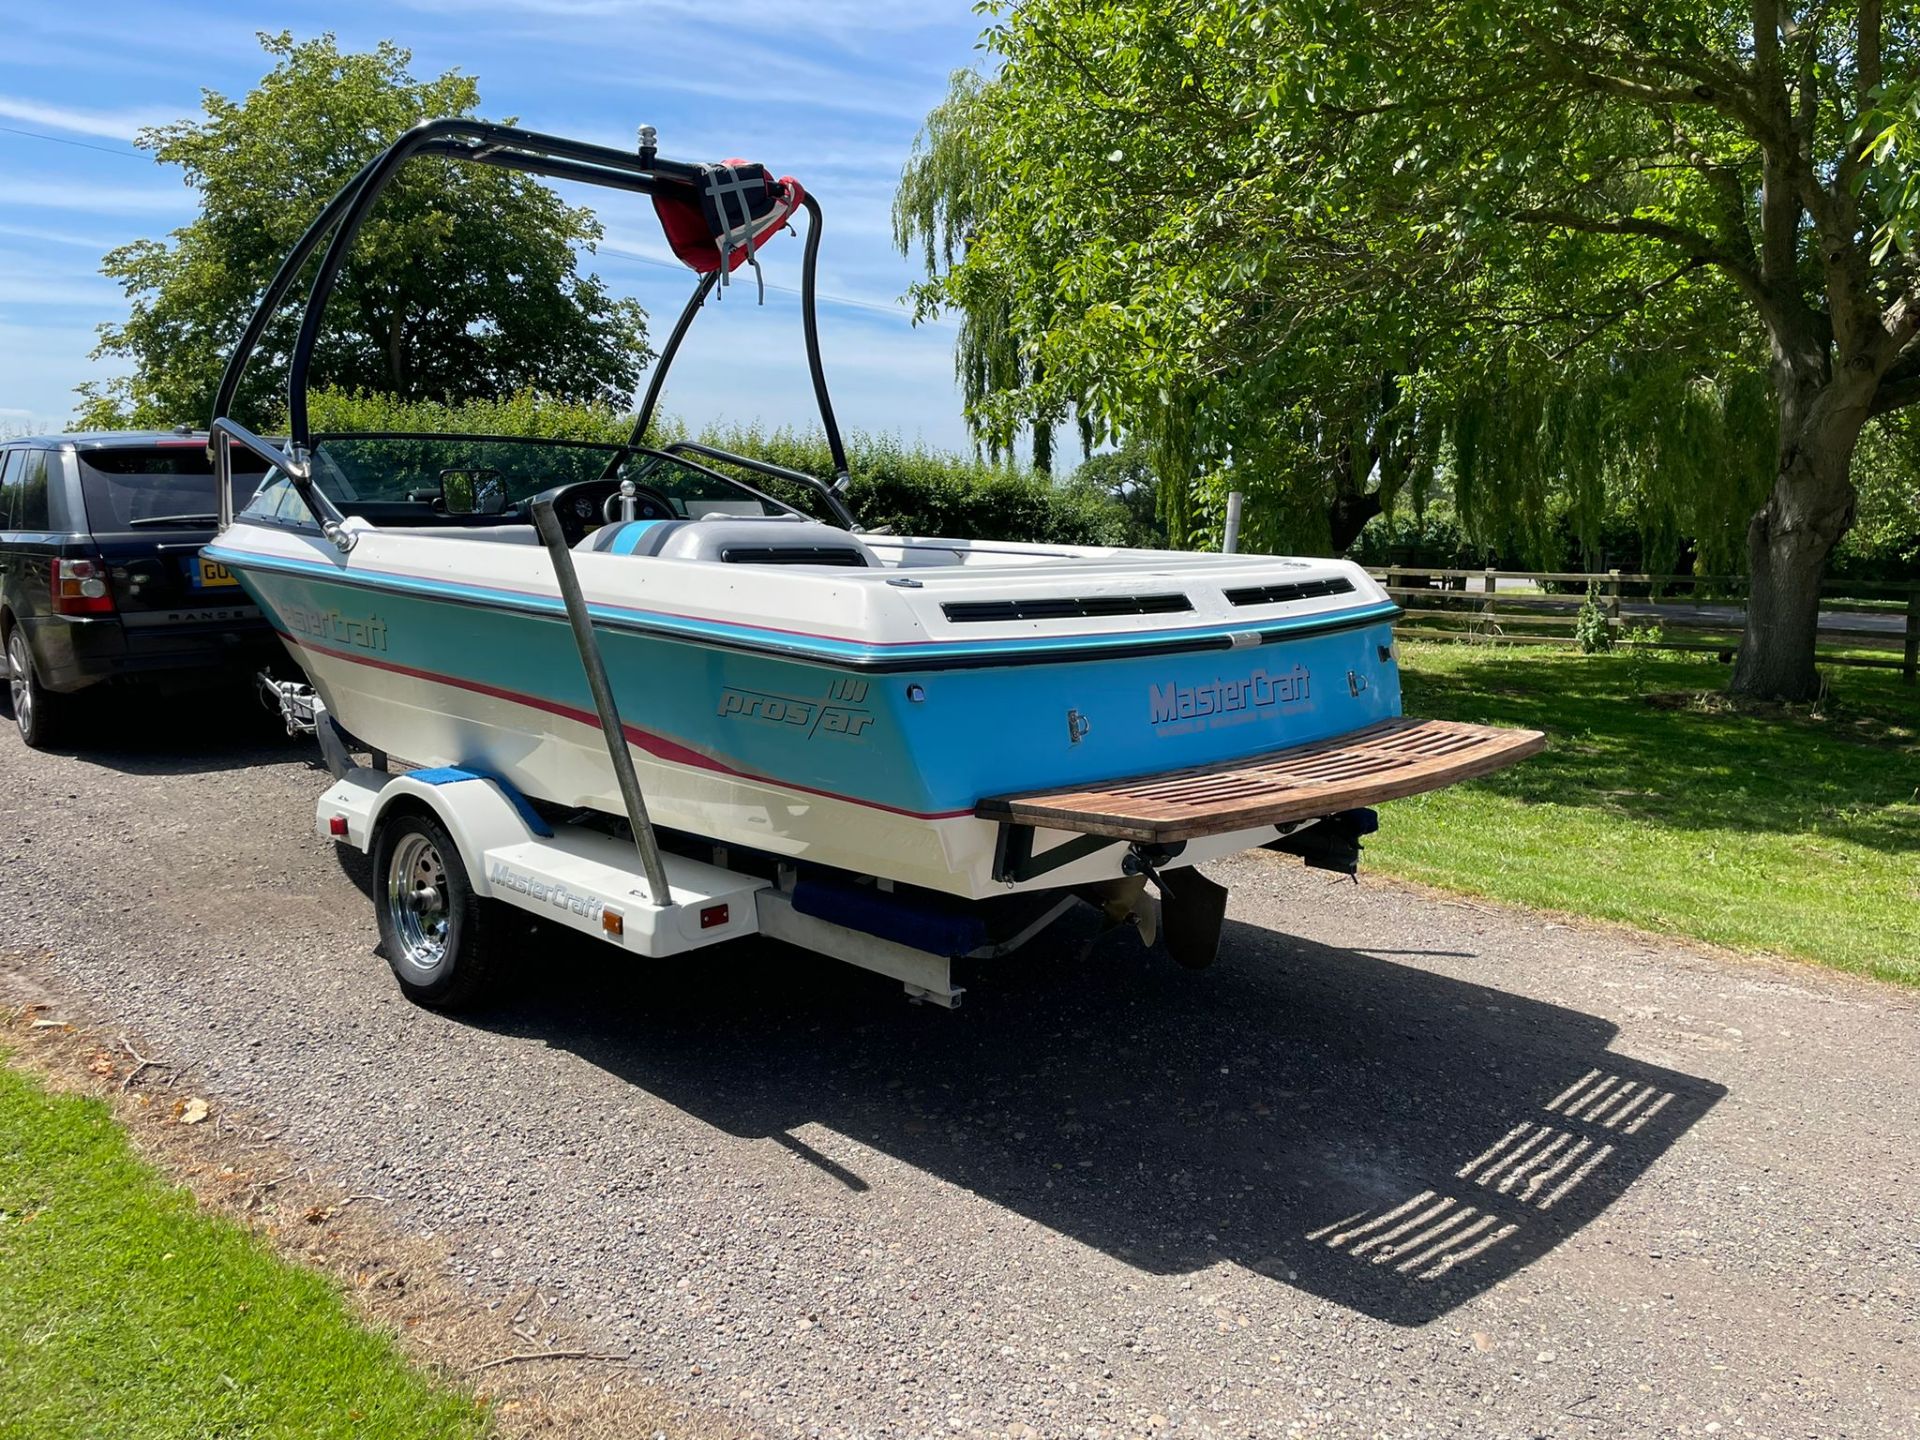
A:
204 120 1541 995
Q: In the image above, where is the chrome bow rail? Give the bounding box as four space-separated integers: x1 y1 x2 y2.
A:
210 416 356 552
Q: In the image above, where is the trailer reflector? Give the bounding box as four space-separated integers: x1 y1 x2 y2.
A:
327 815 349 837
602 908 625 937
700 903 729 929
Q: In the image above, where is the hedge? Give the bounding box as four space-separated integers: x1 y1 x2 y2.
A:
302 389 1135 547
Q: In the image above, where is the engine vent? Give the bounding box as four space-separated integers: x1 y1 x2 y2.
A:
1224 576 1356 607
719 545 869 568
942 594 1193 623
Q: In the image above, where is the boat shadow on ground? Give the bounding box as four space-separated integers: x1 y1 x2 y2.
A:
416 896 1723 1328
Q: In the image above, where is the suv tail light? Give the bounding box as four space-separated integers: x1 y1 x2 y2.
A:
52 558 117 616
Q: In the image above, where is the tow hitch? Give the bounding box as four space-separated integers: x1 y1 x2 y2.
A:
258 670 317 736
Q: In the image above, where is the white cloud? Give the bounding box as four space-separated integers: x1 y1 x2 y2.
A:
0 95 172 142
2 17 285 78
0 177 191 216
591 231 923 322
590 65 931 125
397 0 956 36
0 0 983 449
402 0 972 112
0 221 120 251
0 276 121 307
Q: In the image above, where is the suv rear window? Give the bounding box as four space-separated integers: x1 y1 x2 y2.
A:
77 446 270 531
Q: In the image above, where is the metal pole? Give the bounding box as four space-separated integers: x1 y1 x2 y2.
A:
530 498 673 906
1905 585 1918 686
215 429 234 532
797 194 850 490
1222 490 1244 554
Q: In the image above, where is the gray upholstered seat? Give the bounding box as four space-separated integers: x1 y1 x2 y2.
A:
580 515 875 567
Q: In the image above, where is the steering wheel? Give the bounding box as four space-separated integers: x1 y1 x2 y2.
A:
533 479 677 547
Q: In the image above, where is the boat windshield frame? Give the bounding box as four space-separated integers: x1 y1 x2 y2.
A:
209 118 852 533
276 431 851 528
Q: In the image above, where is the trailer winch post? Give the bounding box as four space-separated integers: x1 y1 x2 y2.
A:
530 497 673 906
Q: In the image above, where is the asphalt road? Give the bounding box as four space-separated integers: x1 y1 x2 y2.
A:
1615 600 1905 637
3 715 1916 1439
1482 580 1908 638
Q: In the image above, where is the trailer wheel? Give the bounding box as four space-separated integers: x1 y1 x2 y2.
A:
372 811 505 1010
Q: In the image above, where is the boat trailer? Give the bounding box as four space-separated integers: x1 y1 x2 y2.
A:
308 490 1087 1009
307 492 1543 1011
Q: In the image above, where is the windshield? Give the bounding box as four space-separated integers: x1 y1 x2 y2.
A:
78 445 270 531
304 434 824 522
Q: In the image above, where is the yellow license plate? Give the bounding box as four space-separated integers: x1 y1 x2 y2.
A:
195 558 239 589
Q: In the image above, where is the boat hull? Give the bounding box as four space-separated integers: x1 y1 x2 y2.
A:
213 535 1404 897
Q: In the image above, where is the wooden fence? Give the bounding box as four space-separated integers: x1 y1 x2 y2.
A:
1367 567 1920 684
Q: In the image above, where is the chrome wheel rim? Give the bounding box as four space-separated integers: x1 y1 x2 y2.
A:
386 833 451 974
7 633 30 735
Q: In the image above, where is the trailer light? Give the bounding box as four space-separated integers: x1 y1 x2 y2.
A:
327 815 349 838
700 903 729 930
51 558 116 616
602 908 625 937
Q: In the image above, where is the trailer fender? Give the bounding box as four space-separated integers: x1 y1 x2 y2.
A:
317 767 546 898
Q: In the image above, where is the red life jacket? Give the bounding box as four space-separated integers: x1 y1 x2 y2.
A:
653 160 806 285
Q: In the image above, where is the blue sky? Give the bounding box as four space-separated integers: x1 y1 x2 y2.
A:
0 1 990 449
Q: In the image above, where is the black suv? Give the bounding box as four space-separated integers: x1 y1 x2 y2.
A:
1 431 279 748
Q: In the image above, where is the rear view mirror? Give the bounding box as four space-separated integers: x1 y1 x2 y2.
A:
439 468 507 515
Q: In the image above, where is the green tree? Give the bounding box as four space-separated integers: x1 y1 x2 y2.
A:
893 34 1459 552
1359 0 1920 699
894 71 1070 473
912 1 1919 699
79 32 647 431
1069 437 1165 546
1836 405 1920 577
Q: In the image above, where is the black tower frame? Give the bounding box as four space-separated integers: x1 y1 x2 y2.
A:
210 118 851 487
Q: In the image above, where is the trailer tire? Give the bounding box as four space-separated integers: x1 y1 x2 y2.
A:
372 810 507 1010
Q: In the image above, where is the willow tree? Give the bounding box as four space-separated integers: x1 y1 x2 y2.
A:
894 72 1069 473
1442 279 1780 576
894 51 1457 543
1349 0 1920 697
913 1 1917 698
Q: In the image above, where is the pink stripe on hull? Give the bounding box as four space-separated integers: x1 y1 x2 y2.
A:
281 632 974 821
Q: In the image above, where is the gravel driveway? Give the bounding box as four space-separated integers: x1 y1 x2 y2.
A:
3 715 1916 1439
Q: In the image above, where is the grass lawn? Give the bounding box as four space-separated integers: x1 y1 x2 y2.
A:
1371 642 1920 985
0 1060 487 1440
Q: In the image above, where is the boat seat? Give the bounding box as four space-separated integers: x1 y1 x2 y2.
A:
582 515 876 567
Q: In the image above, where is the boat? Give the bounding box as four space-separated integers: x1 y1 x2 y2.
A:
204 119 1543 997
